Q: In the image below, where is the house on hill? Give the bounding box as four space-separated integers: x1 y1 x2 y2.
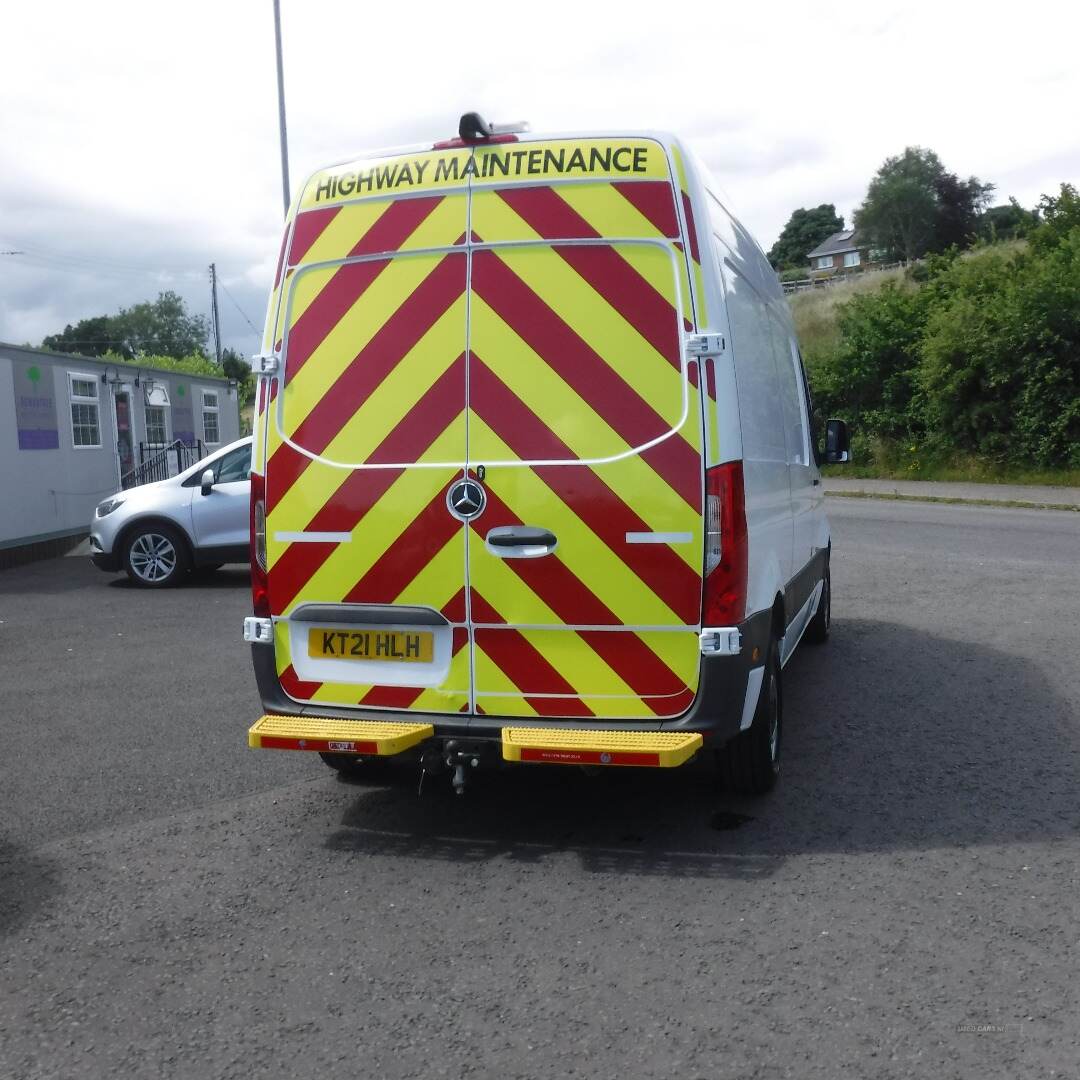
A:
806 229 872 275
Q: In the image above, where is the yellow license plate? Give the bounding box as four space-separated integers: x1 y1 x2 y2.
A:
307 627 434 663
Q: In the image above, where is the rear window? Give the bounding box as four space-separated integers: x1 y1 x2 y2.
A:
278 250 468 468
271 137 694 469
468 240 686 465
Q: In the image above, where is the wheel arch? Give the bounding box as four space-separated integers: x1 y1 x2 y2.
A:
770 592 786 639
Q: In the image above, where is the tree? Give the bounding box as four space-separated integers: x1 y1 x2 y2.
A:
854 147 944 262
221 346 255 407
978 198 1039 243
933 172 995 252
854 147 994 262
112 292 210 358
768 204 845 270
1032 182 1080 248
41 291 209 360
42 315 115 356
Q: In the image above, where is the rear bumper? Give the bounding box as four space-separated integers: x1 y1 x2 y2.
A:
251 609 771 752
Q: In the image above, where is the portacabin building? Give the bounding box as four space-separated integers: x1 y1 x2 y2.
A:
1 343 240 565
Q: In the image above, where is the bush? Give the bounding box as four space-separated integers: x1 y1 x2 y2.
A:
103 349 223 378
793 185 1080 470
920 212 1080 466
809 281 928 440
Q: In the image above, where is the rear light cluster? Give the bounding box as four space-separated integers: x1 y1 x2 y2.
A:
250 471 270 618
702 461 748 626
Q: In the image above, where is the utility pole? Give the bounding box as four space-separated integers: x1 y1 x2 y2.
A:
209 263 222 365
272 0 291 216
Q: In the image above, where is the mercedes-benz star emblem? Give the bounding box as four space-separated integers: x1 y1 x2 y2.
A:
447 478 486 521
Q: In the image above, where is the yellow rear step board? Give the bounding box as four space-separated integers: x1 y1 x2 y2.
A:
502 728 702 768
248 714 433 756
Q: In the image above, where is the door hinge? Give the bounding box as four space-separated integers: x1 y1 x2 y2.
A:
686 334 725 357
252 353 278 374
243 616 274 644
700 627 741 656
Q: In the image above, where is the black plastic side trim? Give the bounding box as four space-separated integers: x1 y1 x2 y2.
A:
784 546 828 628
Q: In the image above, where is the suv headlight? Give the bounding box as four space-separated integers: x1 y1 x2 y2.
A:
96 497 125 518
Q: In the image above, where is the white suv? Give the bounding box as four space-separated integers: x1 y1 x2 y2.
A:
90 437 252 587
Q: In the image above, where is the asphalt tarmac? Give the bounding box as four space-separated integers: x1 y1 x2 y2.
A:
1 498 1078 1078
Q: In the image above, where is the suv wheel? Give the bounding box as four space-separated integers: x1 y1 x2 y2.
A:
123 524 190 588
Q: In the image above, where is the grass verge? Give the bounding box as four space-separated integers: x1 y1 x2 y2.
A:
820 439 1080 487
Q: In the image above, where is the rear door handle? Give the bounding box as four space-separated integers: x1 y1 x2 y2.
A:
484 526 557 559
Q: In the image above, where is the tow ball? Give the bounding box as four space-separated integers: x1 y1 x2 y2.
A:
418 740 489 796
446 740 481 795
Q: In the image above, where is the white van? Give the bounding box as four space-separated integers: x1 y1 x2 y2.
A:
244 114 850 795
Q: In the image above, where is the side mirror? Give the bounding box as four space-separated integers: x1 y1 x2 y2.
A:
200 468 215 496
824 419 851 464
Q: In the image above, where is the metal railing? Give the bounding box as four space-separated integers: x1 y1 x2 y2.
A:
121 440 205 489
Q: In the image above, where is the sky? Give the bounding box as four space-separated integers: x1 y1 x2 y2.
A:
2 0 1078 359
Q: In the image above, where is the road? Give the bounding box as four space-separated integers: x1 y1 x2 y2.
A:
1 500 1078 1079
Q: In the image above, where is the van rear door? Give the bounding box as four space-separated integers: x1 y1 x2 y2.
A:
466 140 704 720
263 165 473 714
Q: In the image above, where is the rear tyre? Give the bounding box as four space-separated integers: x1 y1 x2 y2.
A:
717 636 782 795
804 565 831 645
123 524 190 588
318 752 391 782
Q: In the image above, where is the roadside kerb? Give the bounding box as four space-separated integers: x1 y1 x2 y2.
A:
823 478 1080 513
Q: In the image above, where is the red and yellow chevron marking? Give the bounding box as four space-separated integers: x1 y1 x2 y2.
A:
260 190 472 714
670 145 706 327
468 481 699 719
263 197 470 615
465 180 703 719
670 144 723 463
256 190 467 470
259 147 705 720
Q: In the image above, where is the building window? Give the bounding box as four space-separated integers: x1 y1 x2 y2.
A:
843 250 862 268
146 405 168 444
68 373 101 448
201 388 220 445
814 255 834 270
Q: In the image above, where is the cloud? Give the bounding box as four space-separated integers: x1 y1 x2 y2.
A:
2 0 1079 353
